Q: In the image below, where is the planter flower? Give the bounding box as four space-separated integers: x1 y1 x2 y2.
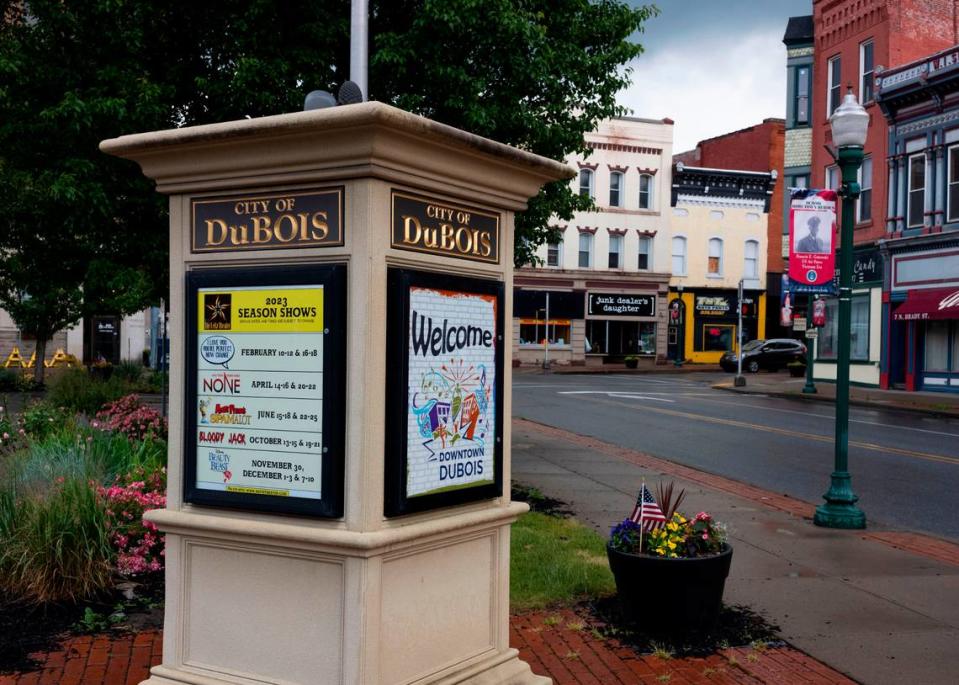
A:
607 485 732 636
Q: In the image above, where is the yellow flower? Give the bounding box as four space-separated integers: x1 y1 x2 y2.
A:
667 522 679 532
667 541 676 550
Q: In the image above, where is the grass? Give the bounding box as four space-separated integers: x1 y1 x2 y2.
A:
510 510 615 612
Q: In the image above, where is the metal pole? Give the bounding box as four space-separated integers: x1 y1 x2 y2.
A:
160 299 168 419
543 292 550 371
814 145 866 529
350 0 369 99
802 295 817 394
735 279 745 386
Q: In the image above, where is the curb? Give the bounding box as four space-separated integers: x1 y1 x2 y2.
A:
516 366 718 376
710 382 959 419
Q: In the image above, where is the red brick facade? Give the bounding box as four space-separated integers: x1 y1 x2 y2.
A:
674 119 786 274
811 0 959 246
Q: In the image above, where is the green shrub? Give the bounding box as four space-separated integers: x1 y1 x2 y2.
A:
0 428 167 603
114 360 144 384
20 400 74 440
47 367 128 415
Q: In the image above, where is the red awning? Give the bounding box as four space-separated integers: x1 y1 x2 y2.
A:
892 287 959 321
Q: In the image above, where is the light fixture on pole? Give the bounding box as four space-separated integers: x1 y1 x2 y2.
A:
814 88 868 529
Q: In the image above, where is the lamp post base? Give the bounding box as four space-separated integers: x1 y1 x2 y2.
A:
801 383 817 394
734 375 746 387
813 472 866 529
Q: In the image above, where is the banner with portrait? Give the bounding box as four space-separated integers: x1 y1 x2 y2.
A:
789 189 838 288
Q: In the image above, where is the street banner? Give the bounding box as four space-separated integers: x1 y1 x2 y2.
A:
789 189 838 290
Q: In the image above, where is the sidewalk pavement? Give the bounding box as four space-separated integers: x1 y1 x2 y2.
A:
512 418 959 685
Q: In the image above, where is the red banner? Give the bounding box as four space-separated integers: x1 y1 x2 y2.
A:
789 190 838 287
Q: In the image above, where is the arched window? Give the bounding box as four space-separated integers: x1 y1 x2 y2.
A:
609 171 624 207
637 236 652 270
744 240 759 279
708 238 723 275
578 232 593 268
671 236 687 276
608 233 623 268
638 174 653 209
578 168 594 198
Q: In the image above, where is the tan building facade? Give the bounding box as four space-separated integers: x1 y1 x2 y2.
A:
668 164 776 364
514 116 674 367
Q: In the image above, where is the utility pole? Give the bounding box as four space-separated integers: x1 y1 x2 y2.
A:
735 278 746 387
350 0 369 99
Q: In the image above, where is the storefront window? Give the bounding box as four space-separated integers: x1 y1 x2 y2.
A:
925 321 950 372
702 324 735 352
585 320 656 356
519 320 571 347
819 295 870 361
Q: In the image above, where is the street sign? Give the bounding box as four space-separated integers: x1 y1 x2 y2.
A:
805 329 818 339
793 318 808 332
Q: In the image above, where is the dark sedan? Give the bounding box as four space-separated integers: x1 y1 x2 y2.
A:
720 338 807 373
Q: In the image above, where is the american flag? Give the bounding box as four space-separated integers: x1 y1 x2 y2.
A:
629 484 667 530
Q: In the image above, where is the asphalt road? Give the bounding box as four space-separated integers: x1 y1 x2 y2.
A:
512 371 959 541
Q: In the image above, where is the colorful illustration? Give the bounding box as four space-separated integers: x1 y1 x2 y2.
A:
412 359 492 458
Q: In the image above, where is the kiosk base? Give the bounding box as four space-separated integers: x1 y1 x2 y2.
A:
140 504 548 685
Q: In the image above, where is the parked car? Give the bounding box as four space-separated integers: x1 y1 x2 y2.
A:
720 338 807 373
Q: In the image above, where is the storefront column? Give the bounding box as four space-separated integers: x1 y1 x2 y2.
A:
757 293 767 340
905 320 917 391
879 295 891 389
924 148 935 229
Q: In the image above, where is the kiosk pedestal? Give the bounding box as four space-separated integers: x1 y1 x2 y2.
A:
101 102 571 685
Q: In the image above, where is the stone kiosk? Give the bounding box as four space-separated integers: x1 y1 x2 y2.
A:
101 103 571 685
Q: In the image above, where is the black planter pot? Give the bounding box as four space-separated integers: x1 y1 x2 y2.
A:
606 544 733 636
624 359 639 369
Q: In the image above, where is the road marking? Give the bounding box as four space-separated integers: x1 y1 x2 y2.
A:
559 391 675 403
560 394 959 467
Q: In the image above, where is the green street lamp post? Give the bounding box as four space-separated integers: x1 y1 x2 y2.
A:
802 296 817 394
814 89 867 529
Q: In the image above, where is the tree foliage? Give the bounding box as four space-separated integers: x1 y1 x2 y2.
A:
0 0 652 375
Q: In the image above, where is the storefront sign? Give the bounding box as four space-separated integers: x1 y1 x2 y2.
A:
192 188 343 253
184 265 346 517
391 191 500 264
834 248 882 286
789 189 838 290
385 269 503 516
587 293 656 317
695 295 730 315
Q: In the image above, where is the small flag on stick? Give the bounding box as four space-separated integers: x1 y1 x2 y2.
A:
629 484 667 530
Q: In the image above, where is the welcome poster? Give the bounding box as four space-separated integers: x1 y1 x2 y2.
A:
405 287 497 498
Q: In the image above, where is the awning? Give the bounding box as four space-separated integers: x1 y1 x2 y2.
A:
892 287 959 321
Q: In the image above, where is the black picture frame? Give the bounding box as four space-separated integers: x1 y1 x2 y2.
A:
184 264 346 518
384 267 505 517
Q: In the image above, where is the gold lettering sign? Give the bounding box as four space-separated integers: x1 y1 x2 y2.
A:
192 188 344 253
391 191 500 264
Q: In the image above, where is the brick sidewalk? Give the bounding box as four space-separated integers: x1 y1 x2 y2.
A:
0 609 857 685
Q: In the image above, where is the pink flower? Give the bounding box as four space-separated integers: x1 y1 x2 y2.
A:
702 533 709 540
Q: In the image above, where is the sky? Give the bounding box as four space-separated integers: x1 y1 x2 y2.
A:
619 0 812 152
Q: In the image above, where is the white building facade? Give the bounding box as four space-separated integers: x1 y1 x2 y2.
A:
513 117 674 366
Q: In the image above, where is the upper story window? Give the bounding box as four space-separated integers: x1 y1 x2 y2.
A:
795 66 810 125
708 238 723 275
860 41 874 104
608 233 623 268
546 240 562 267
637 236 652 270
578 168 594 198
578 232 592 268
793 174 809 189
744 240 759 279
826 165 840 191
638 173 653 209
609 171 624 207
907 153 926 228
828 55 842 115
857 156 872 223
671 236 687 276
948 145 959 223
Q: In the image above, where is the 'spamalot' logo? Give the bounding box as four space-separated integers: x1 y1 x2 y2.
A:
204 293 232 330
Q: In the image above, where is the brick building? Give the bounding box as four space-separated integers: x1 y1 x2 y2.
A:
803 0 959 388
672 119 786 335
